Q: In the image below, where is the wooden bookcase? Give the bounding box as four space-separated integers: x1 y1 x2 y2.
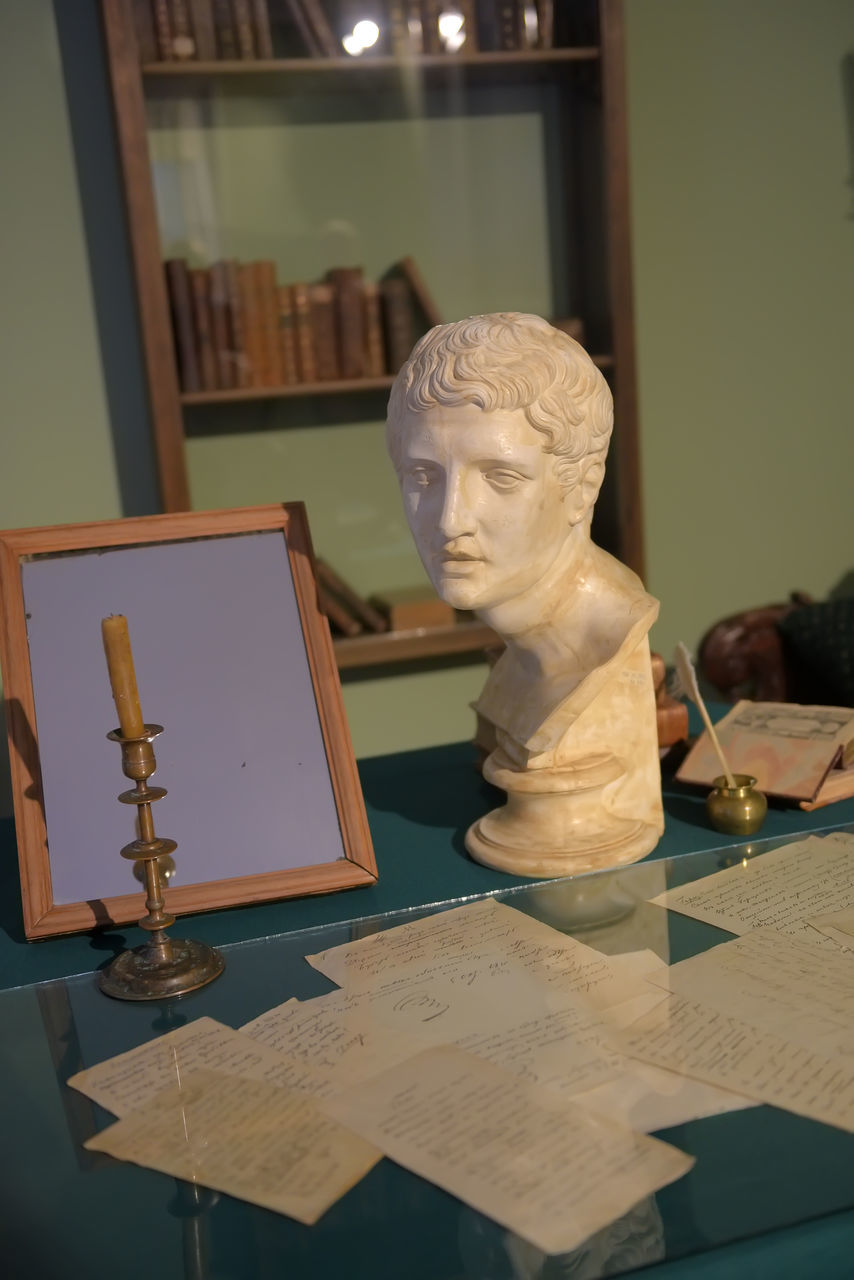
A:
100 0 643 670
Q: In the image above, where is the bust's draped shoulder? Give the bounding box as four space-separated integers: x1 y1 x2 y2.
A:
475 544 659 753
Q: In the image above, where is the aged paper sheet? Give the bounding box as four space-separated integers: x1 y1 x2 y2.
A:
625 996 854 1133
308 896 666 1012
808 904 854 949
68 1016 337 1114
646 928 854 1057
85 1067 378 1225
297 899 753 1131
649 833 854 941
322 1045 693 1256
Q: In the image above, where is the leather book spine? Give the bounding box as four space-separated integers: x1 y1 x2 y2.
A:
317 583 363 637
317 560 389 633
187 0 219 59
189 267 219 391
164 258 200 391
276 285 299 385
362 280 386 378
535 0 553 49
224 259 251 386
496 0 523 50
249 0 275 57
299 0 339 55
284 0 322 56
211 0 238 57
230 0 257 57
309 282 340 381
291 283 318 382
238 262 266 386
398 254 442 327
152 0 175 59
209 260 235 389
131 0 158 64
380 277 416 373
328 267 366 379
419 1 441 54
254 260 283 386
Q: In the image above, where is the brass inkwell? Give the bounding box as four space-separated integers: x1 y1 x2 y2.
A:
99 614 224 1001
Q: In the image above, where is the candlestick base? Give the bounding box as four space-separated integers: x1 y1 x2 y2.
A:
99 936 225 1001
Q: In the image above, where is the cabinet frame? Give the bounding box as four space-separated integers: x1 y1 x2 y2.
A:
100 0 645 599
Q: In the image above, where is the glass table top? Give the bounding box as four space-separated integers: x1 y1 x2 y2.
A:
2 830 854 1280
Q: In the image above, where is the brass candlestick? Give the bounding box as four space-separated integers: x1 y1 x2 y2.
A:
99 722 224 1001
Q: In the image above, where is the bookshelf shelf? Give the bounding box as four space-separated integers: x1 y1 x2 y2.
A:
180 356 614 407
102 0 642 673
334 620 498 671
142 48 601 77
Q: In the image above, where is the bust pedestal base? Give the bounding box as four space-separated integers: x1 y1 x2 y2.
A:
465 749 660 878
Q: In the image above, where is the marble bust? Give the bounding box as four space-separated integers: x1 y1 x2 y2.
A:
386 312 663 877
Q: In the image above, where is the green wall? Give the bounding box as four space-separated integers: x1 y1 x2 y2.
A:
1 0 853 819
626 0 854 658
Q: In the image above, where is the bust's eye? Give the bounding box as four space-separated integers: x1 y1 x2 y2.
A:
484 469 525 492
407 466 436 488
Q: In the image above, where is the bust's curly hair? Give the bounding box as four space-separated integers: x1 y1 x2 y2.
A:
386 313 613 498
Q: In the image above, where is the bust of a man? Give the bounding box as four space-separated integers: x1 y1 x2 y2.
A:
387 313 663 876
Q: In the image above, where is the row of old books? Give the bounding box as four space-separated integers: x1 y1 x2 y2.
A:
316 560 457 638
164 257 439 394
132 2 560 64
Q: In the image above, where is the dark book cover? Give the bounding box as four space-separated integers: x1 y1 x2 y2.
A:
152 0 175 60
317 582 364 637
187 0 219 59
254 260 284 385
398 255 442 328
299 0 338 55
224 259 251 386
280 0 323 55
238 262 266 385
231 0 258 57
291 282 318 382
211 0 238 57
168 0 197 58
327 266 366 380
362 280 385 377
131 0 158 64
380 277 416 373
164 258 200 391
276 285 299 384
189 267 219 390
317 560 389 633
309 282 340 381
249 0 275 57
209 261 236 389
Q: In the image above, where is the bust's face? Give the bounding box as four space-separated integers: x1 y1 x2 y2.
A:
395 402 571 613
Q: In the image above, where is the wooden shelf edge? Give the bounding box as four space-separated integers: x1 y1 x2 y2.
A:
143 49 601 76
182 376 395 405
334 621 499 670
181 358 613 406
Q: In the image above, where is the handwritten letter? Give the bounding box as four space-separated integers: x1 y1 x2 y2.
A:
322 1046 693 1256
86 1067 379 1225
649 834 854 940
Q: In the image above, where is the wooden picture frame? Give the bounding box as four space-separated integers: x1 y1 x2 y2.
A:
0 504 377 939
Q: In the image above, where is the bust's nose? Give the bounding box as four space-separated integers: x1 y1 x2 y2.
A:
438 467 476 540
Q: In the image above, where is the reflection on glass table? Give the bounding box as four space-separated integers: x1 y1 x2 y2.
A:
2 832 854 1280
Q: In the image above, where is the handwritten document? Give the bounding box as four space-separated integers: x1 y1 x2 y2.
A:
649 833 854 941
85 1067 379 1225
625 996 854 1133
646 928 854 1057
322 1045 693 1256
809 904 854 949
68 1016 336 1114
241 990 432 1090
308 896 666 1013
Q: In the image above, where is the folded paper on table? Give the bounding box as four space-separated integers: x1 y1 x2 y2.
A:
676 700 854 808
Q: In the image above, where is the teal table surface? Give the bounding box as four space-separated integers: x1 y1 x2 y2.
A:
2 738 854 991
2 833 854 1280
